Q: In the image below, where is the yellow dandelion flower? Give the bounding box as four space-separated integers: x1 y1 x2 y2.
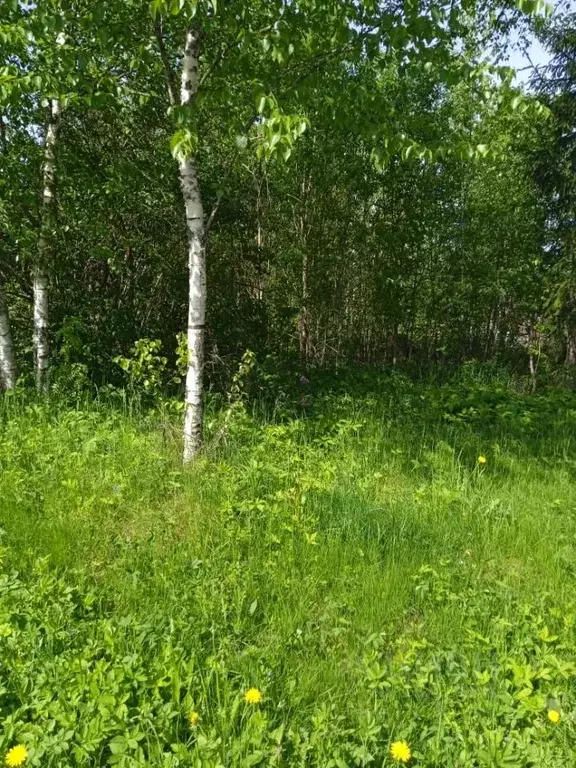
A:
5 745 28 767
477 455 487 465
244 687 263 704
188 711 200 726
390 741 411 763
548 709 561 723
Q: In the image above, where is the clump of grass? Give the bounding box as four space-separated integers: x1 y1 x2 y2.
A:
0 378 575 766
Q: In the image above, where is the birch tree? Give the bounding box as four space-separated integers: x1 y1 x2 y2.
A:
177 29 206 462
148 0 549 461
150 10 207 459
2 0 119 392
0 3 26 392
34 98 60 393
2 1 64 392
0 279 17 391
152 0 316 460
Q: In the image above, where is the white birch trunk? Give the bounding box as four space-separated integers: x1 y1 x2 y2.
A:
0 280 17 391
179 30 205 463
34 98 60 393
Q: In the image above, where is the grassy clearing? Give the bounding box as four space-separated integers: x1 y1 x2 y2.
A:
1 375 576 767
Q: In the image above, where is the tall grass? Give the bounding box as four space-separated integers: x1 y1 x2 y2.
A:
0 377 575 766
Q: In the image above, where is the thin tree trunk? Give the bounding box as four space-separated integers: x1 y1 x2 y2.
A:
566 328 576 366
0 280 17 391
483 302 498 361
299 249 309 369
296 174 311 371
34 98 60 393
528 322 541 394
179 29 205 463
529 351 538 393
565 286 576 365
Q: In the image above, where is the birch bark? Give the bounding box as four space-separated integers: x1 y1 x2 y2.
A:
179 29 205 462
0 279 17 391
34 98 60 393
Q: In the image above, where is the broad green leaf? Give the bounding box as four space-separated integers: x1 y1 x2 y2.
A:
170 0 185 15
150 0 166 18
109 736 128 755
170 128 199 160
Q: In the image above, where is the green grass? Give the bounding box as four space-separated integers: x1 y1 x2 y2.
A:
1 376 576 767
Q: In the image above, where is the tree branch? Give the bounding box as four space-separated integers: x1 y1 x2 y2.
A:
154 17 179 106
204 193 222 239
526 51 548 88
199 25 274 89
0 112 6 155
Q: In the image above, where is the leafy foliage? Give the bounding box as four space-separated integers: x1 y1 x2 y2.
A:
0 0 568 396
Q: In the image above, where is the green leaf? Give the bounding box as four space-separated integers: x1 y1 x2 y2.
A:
109 736 128 755
170 128 198 160
150 0 166 18
402 144 417 161
516 0 538 12
244 752 265 766
296 119 308 136
257 95 268 114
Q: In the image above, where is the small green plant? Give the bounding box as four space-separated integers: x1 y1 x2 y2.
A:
114 338 168 396
175 331 188 379
228 349 257 404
